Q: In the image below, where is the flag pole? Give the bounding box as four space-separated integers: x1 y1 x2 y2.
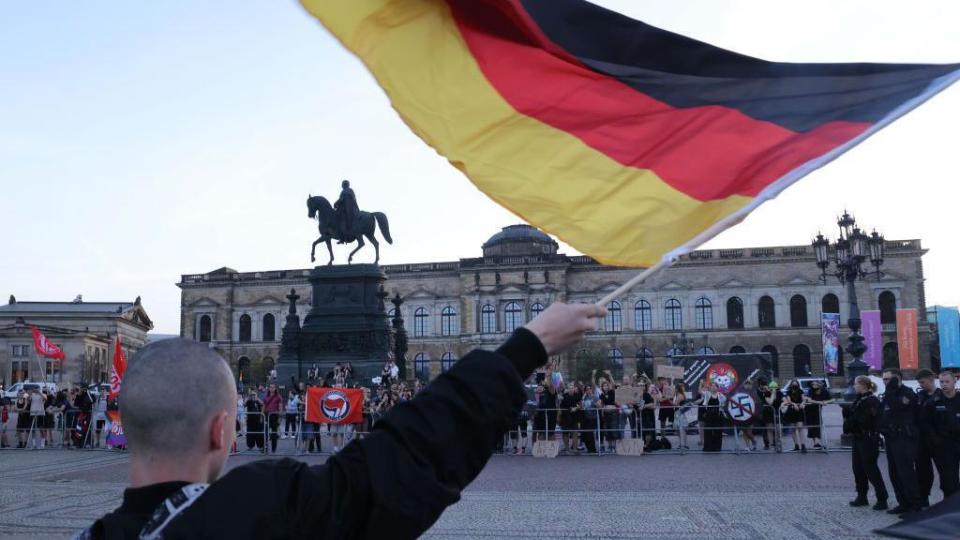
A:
595 257 675 308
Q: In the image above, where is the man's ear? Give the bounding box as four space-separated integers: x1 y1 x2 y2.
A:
210 412 228 451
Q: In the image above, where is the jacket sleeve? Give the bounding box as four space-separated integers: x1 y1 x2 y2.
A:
287 328 547 539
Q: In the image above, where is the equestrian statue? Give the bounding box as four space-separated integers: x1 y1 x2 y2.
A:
307 180 393 265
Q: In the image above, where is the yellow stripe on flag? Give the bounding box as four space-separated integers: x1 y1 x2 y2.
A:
300 0 752 266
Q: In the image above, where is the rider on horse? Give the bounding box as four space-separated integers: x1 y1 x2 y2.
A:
334 180 359 244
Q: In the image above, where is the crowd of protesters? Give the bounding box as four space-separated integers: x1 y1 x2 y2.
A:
504 368 842 455
0 383 111 449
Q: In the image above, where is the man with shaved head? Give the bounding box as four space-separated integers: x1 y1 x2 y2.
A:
76 302 605 539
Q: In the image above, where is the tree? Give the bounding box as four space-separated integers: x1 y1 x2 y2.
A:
571 348 621 383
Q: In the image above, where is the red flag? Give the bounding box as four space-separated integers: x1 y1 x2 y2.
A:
109 337 127 401
31 326 65 360
306 387 363 425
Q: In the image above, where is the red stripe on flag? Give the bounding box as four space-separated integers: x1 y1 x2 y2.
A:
448 1 870 201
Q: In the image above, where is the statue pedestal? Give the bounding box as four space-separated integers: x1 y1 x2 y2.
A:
276 264 391 387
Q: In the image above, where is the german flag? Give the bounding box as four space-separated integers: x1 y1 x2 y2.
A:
300 0 959 267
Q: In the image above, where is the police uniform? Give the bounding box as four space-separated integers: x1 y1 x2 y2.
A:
929 391 960 497
915 388 940 505
77 328 548 539
879 380 922 513
845 391 888 506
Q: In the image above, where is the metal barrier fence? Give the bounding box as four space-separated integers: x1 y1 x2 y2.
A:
0 402 849 456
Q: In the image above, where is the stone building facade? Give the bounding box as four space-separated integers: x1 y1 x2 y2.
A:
177 225 931 385
0 296 153 387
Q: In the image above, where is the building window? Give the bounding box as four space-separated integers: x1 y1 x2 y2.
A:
636 348 654 378
608 348 624 378
634 300 652 331
761 345 780 377
199 315 212 342
504 302 523 333
695 297 713 330
879 291 897 324
441 306 457 336
12 344 29 357
262 313 276 342
45 359 60 380
414 352 429 381
793 344 812 376
664 299 682 331
604 301 622 332
821 293 840 314
697 347 716 356
414 307 429 337
388 307 398 319
789 295 808 328
11 360 29 383
758 296 776 328
530 302 545 320
729 345 747 354
441 352 456 372
239 314 252 342
480 304 496 334
882 342 899 369
726 297 744 329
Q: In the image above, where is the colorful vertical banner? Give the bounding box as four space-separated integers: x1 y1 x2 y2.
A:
821 313 841 374
936 306 960 368
896 309 919 370
106 338 127 448
861 311 883 371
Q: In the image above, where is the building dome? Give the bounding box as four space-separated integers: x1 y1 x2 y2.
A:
482 225 558 257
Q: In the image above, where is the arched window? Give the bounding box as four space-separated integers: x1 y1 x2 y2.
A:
729 345 746 354
504 302 523 332
726 297 744 329
480 304 496 334
262 313 276 342
441 352 456 372
636 348 654 378
604 301 622 332
879 291 897 324
239 314 251 342
441 306 457 336
388 307 398 319
667 347 683 358
238 356 250 383
664 299 682 331
695 297 713 329
697 347 716 356
414 307 429 337
199 315 212 342
530 302 545 319
758 296 776 328
793 344 812 376
608 348 624 378
789 295 808 328
634 300 652 331
761 345 779 377
883 342 900 370
414 352 429 381
821 293 840 314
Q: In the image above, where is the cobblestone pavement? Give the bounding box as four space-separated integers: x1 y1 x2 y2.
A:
0 446 940 539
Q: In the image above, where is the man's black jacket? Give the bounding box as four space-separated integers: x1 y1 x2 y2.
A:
85 328 547 539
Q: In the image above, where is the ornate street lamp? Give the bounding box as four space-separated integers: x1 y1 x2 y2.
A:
812 211 885 403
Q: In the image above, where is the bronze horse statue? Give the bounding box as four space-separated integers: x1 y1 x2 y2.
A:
307 196 392 265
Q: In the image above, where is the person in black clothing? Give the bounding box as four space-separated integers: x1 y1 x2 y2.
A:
929 370 960 497
598 381 619 453
879 367 922 515
74 385 94 448
804 380 831 450
914 368 940 507
636 382 656 450
755 380 774 450
700 382 724 452
243 390 264 451
75 302 604 540
559 383 581 454
844 375 888 510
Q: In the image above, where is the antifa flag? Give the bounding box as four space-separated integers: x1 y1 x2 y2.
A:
106 337 127 447
306 387 364 425
32 326 65 360
299 0 960 267
671 353 773 425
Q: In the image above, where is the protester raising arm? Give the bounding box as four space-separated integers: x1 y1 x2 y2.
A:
80 302 604 540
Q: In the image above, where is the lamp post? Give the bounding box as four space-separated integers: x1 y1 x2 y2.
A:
811 211 885 403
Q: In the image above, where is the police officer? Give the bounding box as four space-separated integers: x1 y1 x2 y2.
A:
844 375 888 510
929 370 960 497
914 368 940 507
879 368 922 515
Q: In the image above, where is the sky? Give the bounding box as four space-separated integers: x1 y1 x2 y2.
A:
1 1 958 335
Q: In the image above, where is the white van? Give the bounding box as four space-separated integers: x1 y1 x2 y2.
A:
2 381 58 399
